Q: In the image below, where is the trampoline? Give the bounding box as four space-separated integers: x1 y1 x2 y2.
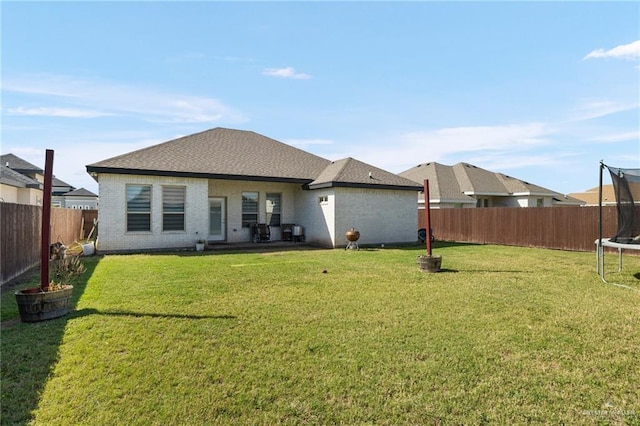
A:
595 162 640 286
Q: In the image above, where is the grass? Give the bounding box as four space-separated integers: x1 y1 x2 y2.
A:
1 243 639 425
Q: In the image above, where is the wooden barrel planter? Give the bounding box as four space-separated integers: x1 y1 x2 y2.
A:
14 285 74 322
417 255 442 273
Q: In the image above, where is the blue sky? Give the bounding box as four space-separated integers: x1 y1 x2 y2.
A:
2 1 639 195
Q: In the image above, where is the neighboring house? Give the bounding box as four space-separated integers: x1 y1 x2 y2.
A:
0 153 97 208
0 154 45 205
86 127 422 251
51 177 99 209
399 162 585 209
0 164 43 205
569 184 640 207
52 176 75 207
63 187 99 210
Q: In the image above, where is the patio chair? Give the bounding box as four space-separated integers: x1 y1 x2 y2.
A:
252 223 271 243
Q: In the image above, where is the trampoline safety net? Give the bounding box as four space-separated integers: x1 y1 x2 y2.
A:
605 164 640 244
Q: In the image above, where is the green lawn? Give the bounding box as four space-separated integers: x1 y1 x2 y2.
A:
2 243 639 425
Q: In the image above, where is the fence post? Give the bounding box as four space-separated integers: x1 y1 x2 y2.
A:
40 149 54 290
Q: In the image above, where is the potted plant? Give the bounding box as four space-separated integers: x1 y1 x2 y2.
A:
417 253 442 272
15 255 85 322
417 179 442 273
196 238 206 252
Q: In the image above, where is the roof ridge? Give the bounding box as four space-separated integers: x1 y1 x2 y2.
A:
333 157 354 182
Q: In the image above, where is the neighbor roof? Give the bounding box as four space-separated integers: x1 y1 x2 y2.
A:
64 187 98 197
400 161 562 200
0 165 42 189
87 128 421 190
1 153 43 174
569 183 640 206
399 162 475 203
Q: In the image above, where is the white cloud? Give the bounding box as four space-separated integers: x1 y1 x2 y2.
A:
262 67 312 80
403 123 553 153
6 134 163 194
587 130 640 143
2 74 247 124
7 106 113 118
464 153 571 172
335 123 555 174
568 99 640 121
584 40 640 60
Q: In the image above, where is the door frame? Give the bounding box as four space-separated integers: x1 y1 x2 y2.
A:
208 197 227 241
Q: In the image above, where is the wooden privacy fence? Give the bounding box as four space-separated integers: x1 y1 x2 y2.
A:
1 203 97 286
419 205 630 252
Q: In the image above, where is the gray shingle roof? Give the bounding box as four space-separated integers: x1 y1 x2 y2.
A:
0 165 42 188
64 187 98 197
87 128 331 183
399 162 475 203
53 176 74 188
308 157 422 190
1 153 43 174
400 161 561 200
87 128 421 190
454 163 510 195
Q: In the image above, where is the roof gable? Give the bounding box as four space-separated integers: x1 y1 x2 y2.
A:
308 157 422 190
453 163 509 195
64 187 98 197
399 162 475 202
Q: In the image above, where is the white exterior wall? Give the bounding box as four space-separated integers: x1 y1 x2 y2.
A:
65 197 98 209
97 174 209 252
98 174 301 251
97 173 420 251
0 185 43 205
515 196 552 207
334 187 418 247
0 185 19 204
207 179 298 243
294 189 336 247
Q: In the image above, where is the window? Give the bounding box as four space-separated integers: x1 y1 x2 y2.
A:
127 185 151 231
163 186 185 231
318 195 328 204
266 193 281 226
476 198 489 208
242 192 258 227
536 198 544 207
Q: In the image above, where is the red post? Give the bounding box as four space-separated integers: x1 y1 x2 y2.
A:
40 149 54 290
424 179 432 256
